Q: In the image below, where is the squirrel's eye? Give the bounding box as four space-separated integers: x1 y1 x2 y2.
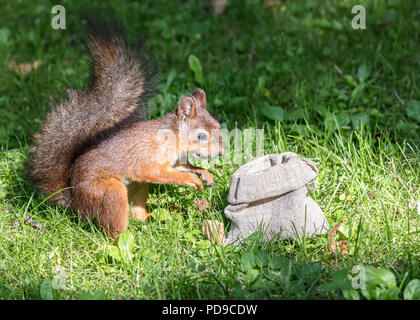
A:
198 132 207 141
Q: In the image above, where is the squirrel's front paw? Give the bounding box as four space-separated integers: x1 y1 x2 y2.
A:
199 170 215 188
184 173 205 190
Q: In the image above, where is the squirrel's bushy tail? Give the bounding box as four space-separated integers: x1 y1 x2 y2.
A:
29 17 156 206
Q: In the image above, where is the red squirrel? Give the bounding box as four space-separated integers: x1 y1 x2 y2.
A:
29 18 224 238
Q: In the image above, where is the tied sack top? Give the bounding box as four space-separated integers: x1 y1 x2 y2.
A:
228 152 318 204
224 152 329 245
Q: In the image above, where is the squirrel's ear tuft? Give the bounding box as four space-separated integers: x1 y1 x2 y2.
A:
177 96 196 120
192 88 206 109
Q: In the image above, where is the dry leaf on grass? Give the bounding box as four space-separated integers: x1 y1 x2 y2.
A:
330 239 348 255
328 221 348 255
194 198 212 212
211 0 228 15
264 0 281 9
328 222 341 240
202 220 225 245
264 0 286 12
8 60 41 76
12 216 42 230
306 181 316 192
24 215 42 230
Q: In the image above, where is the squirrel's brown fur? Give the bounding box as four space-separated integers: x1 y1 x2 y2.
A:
29 18 224 238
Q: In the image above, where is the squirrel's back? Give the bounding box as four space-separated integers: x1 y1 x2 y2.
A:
28 17 156 206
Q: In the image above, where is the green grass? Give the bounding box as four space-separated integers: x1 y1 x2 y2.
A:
0 0 419 299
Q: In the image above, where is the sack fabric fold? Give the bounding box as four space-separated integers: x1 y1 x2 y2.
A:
224 152 329 245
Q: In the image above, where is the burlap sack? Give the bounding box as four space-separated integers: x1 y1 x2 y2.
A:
224 152 329 245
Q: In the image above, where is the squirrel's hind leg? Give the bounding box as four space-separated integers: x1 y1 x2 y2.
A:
127 182 152 222
72 176 129 239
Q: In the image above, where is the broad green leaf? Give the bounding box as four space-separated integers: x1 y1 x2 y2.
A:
260 105 284 122
287 280 306 294
403 279 420 300
251 278 275 291
286 108 305 121
364 266 397 288
361 285 382 300
298 262 322 283
243 269 260 285
188 261 206 273
231 281 248 299
166 69 177 87
337 223 350 239
184 230 200 244
344 75 357 88
357 64 370 83
331 20 343 31
322 269 353 291
188 261 197 271
397 121 419 137
40 277 54 300
351 112 369 130
290 124 308 135
240 251 256 271
334 88 349 101
197 239 211 251
380 288 400 300
254 250 270 268
104 245 121 263
197 264 207 273
350 83 365 106
343 289 360 300
325 111 350 131
118 230 134 260
0 28 10 46
269 256 287 270
406 100 420 122
277 260 295 283
256 75 266 93
188 54 203 85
